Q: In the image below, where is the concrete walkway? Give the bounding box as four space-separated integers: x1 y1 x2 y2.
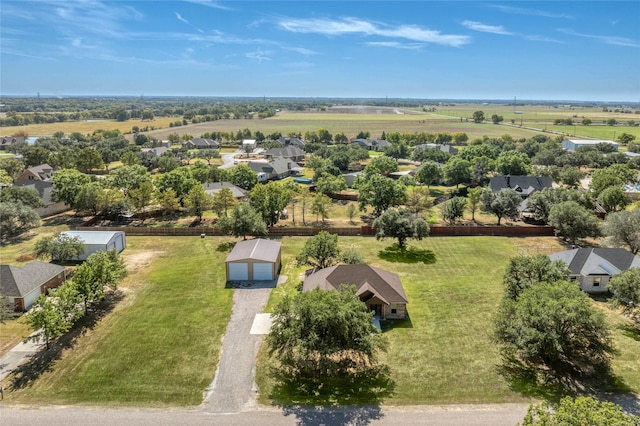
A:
0 332 44 382
202 279 280 413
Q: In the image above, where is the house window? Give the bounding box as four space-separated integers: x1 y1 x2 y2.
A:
593 278 601 287
390 304 397 314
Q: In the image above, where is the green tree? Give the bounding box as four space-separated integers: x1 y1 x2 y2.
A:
0 201 40 241
311 193 332 223
52 168 92 207
440 196 467 225
340 247 365 264
495 151 531 176
472 110 485 123
211 187 237 217
0 170 11 186
74 181 103 215
0 157 26 182
109 164 151 197
405 186 433 217
184 185 213 222
155 167 199 203
120 150 140 166
346 203 357 224
156 188 180 215
467 186 483 221
296 231 340 269
608 268 640 329
217 204 267 240
525 187 591 224
357 174 406 216
250 182 292 227
495 281 613 377
415 161 441 189
22 146 52 167
76 146 105 172
597 186 628 213
603 209 640 254
443 157 471 188
548 201 602 245
33 233 85 263
364 155 398 177
230 164 258 190
558 165 584 188
491 114 504 124
26 282 82 349
521 396 639 425
503 254 570 300
590 164 637 196
267 286 387 378
158 154 180 173
481 188 521 225
373 208 429 248
315 173 347 195
618 132 636 145
128 181 155 219
0 186 44 208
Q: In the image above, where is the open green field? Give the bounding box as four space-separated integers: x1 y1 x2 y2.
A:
2 236 234 406
0 117 177 137
1 231 639 407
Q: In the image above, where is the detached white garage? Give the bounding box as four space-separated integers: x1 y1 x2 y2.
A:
60 230 126 261
225 238 282 281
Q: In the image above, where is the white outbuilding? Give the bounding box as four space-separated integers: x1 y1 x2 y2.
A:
562 139 618 152
60 230 126 261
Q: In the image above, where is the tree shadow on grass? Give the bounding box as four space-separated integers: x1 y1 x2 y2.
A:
617 322 640 342
216 241 235 252
270 365 395 425
9 290 124 391
380 315 413 331
378 243 436 265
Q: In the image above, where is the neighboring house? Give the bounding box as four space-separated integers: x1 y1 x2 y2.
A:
414 143 458 155
140 146 169 157
549 248 640 293
264 146 305 162
249 157 303 181
202 181 247 199
225 238 282 281
183 138 219 149
0 261 68 311
303 264 408 319
350 139 391 152
15 164 55 182
343 172 362 188
278 136 306 148
562 139 619 152
59 231 126 261
0 136 25 150
242 139 257 151
13 181 70 217
490 175 553 215
390 166 421 180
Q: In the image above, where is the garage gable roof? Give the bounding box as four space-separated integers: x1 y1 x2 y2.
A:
60 231 124 245
226 238 281 263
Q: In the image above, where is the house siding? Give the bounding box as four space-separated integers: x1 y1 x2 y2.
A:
579 275 610 293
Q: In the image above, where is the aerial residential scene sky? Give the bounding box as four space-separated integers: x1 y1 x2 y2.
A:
1 1 639 101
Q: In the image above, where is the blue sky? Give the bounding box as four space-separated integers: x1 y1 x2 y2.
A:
2 1 639 101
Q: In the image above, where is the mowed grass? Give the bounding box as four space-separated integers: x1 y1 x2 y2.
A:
0 117 177 137
5 236 234 406
257 236 640 405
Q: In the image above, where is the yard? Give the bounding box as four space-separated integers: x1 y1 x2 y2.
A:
1 232 639 407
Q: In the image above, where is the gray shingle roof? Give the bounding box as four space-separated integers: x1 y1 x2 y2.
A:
202 181 247 198
266 146 305 157
549 248 640 276
225 238 282 263
0 261 65 298
303 264 408 304
489 176 552 194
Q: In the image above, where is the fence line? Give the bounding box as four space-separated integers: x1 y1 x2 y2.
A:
74 225 554 237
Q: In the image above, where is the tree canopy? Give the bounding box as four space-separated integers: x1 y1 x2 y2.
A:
357 174 406 216
608 268 640 330
296 231 340 269
216 203 266 240
548 201 602 245
503 254 570 300
373 208 429 248
33 233 85 263
520 396 639 426
603 208 640 254
481 188 521 225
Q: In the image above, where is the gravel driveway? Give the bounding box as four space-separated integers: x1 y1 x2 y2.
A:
202 281 275 413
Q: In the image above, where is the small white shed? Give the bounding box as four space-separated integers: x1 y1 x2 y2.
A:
225 239 281 281
60 231 126 261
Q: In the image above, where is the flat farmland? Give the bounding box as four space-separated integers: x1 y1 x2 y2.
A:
0 117 177 137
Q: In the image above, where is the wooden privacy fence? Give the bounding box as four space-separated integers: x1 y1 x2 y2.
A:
74 225 554 237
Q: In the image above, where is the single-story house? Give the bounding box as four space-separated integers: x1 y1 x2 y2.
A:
140 146 169 157
15 164 55 182
490 175 553 216
264 146 305 162
414 143 458 155
59 231 126 261
0 261 68 311
13 181 70 217
183 138 219 149
350 139 391 152
249 157 303 181
278 136 306 148
202 181 247 199
225 238 282 281
0 136 25 150
562 139 619 152
549 248 640 293
303 264 408 319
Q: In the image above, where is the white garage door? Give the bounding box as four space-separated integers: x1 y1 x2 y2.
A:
253 263 273 281
228 263 249 280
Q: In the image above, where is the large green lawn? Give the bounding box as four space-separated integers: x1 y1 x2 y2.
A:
257 236 640 406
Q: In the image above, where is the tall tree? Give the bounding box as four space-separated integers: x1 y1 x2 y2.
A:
230 164 258 190
33 233 85 263
311 193 332 223
52 168 92 207
440 197 467 225
415 161 441 189
608 268 640 329
481 188 521 225
0 186 44 209
405 186 433 218
603 208 640 254
211 187 237 217
295 231 340 269
548 201 602 245
0 201 40 241
184 185 214 222
472 110 485 123
250 182 292 227
443 157 471 188
373 208 429 248
26 282 82 349
502 254 570 300
217 204 267 240
357 174 406 216
364 155 398 177
466 186 483 221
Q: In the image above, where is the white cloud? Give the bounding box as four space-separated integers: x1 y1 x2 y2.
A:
525 35 563 43
246 49 272 63
278 17 470 47
364 41 423 50
461 20 512 35
283 46 319 56
183 0 233 11
489 5 574 19
175 12 189 25
559 28 640 48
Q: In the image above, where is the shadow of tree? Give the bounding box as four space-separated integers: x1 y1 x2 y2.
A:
378 244 436 265
617 322 640 342
281 405 384 426
216 241 235 253
380 315 413 331
9 290 124 391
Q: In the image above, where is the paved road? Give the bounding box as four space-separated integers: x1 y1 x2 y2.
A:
201 281 274 413
0 403 531 425
0 333 44 382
